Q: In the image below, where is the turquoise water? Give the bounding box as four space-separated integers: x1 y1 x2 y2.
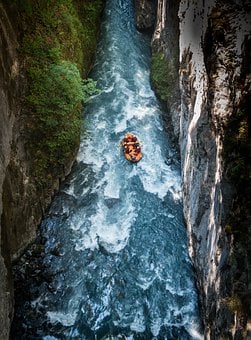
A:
13 1 202 338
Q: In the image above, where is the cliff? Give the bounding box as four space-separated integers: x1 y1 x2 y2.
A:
148 0 181 140
179 1 250 337
0 2 20 337
0 1 103 338
136 0 251 338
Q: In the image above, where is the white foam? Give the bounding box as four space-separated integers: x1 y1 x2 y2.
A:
165 282 187 297
130 308 146 333
130 106 155 120
92 310 110 331
69 215 85 231
104 178 120 199
187 324 204 340
78 138 105 171
121 100 155 124
134 68 154 98
136 275 156 290
150 317 162 337
114 117 128 133
75 232 97 252
135 155 182 200
31 296 43 309
102 84 115 93
74 194 136 253
102 154 121 199
97 223 130 253
46 311 77 327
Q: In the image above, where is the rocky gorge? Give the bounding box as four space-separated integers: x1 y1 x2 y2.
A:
0 0 250 339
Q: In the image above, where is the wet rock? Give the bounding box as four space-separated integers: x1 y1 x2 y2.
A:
104 198 120 209
134 0 156 32
50 243 63 256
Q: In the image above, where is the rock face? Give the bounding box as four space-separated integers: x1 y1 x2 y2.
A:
134 0 156 32
0 2 67 333
136 0 251 338
0 1 102 338
179 1 251 337
0 2 20 337
150 0 181 140
0 3 62 337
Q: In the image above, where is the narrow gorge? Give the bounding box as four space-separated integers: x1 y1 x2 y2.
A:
0 0 250 339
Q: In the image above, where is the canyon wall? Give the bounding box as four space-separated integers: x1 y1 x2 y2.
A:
0 3 19 337
179 1 250 338
0 2 68 337
136 0 251 338
0 1 103 338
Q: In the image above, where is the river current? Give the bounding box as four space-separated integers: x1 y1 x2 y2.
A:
12 0 202 339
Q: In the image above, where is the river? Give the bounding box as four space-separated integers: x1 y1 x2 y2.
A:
12 0 202 338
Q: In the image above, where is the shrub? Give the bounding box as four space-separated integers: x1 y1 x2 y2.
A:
224 296 244 314
14 0 103 184
27 61 98 181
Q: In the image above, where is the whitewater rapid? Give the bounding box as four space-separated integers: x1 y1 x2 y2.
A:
12 0 202 338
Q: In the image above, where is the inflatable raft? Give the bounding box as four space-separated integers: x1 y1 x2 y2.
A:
121 133 142 163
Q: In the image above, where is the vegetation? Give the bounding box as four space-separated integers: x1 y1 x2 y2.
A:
224 108 251 238
209 8 230 45
224 296 244 314
15 0 103 185
150 51 179 104
223 104 251 325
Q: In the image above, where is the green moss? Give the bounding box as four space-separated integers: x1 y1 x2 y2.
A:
15 0 103 185
209 7 230 45
27 62 82 177
74 0 104 75
210 9 228 33
225 224 233 235
224 296 244 314
224 110 251 193
150 51 179 104
223 105 251 325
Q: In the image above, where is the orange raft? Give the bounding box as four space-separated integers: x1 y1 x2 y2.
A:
120 133 142 163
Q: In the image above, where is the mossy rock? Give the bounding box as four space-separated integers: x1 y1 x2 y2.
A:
150 51 179 104
14 0 103 186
